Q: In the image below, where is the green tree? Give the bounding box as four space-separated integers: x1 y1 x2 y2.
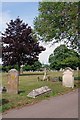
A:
32 61 42 71
2 17 45 73
63 56 79 69
0 65 2 72
34 2 80 52
49 45 80 70
42 64 50 70
23 64 32 71
23 61 42 71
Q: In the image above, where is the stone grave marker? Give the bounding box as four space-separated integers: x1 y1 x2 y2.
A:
7 69 19 94
62 67 74 88
27 86 51 98
43 68 47 81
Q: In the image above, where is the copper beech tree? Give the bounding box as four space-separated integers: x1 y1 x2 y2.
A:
2 17 45 72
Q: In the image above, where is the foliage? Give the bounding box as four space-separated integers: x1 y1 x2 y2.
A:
0 65 2 71
23 61 42 71
23 64 32 71
2 61 42 72
2 65 11 72
2 64 20 72
2 17 45 72
42 64 50 70
34 2 80 52
49 45 80 70
32 61 42 71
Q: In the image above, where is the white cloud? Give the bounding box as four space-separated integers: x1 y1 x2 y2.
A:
0 59 2 64
39 41 64 64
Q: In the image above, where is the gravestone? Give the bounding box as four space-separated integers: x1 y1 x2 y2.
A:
27 86 51 98
62 67 74 88
7 69 19 94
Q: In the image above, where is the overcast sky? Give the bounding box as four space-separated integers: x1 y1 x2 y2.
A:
1 1 62 64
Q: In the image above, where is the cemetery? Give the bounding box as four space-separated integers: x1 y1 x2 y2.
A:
0 3 80 118
1 69 80 112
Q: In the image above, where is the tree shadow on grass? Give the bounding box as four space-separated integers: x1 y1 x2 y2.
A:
18 90 25 94
74 84 76 87
0 99 9 106
20 73 44 76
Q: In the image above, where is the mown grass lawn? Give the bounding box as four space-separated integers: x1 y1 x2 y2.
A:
1 70 80 112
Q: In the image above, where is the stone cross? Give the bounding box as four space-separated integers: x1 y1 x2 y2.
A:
62 67 74 88
43 68 47 81
77 67 79 71
60 68 63 71
7 69 19 94
20 65 24 74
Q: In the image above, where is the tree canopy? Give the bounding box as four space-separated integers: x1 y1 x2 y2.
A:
34 2 80 52
23 60 42 71
2 17 45 72
49 45 80 70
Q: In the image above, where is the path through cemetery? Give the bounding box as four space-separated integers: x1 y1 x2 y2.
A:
3 89 78 118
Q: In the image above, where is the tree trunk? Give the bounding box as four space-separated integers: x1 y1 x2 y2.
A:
18 62 20 75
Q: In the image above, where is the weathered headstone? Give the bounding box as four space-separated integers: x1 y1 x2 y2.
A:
62 67 74 88
7 69 19 94
27 86 51 98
